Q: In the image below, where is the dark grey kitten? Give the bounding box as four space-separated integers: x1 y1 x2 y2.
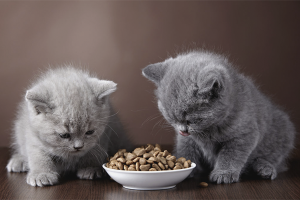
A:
142 51 295 184
7 66 131 187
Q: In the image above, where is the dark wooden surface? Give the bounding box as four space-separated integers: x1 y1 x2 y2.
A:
1 147 300 200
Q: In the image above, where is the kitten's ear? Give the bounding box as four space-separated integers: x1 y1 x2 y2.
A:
209 79 223 99
88 78 117 100
25 89 52 114
142 63 168 85
198 79 223 101
205 79 223 100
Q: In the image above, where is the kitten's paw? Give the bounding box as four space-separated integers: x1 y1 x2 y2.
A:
209 169 240 184
77 167 103 180
6 156 29 172
253 160 277 180
26 172 59 187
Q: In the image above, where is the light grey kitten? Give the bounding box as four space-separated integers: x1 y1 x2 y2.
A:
7 66 131 187
142 50 295 184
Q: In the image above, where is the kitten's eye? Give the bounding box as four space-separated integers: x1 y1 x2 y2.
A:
35 107 41 115
85 130 95 135
59 133 71 139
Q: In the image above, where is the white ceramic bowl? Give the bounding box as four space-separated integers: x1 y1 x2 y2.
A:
103 162 196 190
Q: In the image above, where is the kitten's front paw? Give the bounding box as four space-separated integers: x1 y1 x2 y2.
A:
253 161 277 180
26 172 59 187
6 156 29 172
209 169 240 184
77 167 103 179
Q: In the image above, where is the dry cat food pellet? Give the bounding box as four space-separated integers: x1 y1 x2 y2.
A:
199 182 208 188
106 144 192 171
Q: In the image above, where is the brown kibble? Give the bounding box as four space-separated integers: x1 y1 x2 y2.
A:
155 144 161 149
117 162 123 170
173 165 182 170
159 157 167 165
126 160 133 165
146 160 154 164
149 168 157 171
128 166 136 171
167 160 174 168
126 153 137 161
110 156 116 161
139 158 147 165
148 157 159 163
162 150 170 157
118 149 126 153
114 152 121 159
130 164 136 168
133 147 142 155
117 157 126 163
112 166 118 170
152 163 161 171
145 144 154 152
109 166 113 169
187 160 191 166
153 151 160 157
110 160 118 166
154 147 161 152
199 182 208 188
143 153 153 159
158 162 165 170
183 161 189 168
136 149 146 156
175 162 183 168
124 165 128 170
140 164 151 171
133 157 140 163
177 157 186 164
165 165 169 169
149 150 155 154
166 156 176 162
124 152 128 157
136 162 140 171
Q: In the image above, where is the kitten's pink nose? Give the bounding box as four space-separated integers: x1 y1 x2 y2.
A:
179 131 190 136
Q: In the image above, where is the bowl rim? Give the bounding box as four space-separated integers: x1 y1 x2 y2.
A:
103 162 196 174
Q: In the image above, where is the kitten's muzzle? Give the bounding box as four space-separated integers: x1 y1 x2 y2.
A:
73 146 84 150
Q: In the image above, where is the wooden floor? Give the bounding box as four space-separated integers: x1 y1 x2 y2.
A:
1 147 300 200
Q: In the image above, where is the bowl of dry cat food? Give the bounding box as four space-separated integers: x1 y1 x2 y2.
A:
103 144 196 190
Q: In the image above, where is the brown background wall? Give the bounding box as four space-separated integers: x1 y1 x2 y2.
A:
0 2 299 152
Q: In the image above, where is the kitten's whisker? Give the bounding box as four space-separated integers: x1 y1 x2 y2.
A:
95 143 109 158
99 111 120 120
102 131 114 146
92 148 104 163
141 114 161 127
106 124 119 138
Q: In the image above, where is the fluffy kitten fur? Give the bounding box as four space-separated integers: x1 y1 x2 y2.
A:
142 50 295 184
7 66 131 187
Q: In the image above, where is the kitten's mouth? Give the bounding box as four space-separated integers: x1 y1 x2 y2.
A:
179 131 190 136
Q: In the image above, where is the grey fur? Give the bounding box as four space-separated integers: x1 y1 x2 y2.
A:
7 66 132 187
142 50 295 184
